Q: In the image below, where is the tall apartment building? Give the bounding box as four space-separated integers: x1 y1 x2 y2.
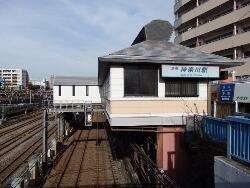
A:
0 69 29 89
174 0 250 81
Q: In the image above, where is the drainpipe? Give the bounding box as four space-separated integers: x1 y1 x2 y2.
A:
213 100 217 117
235 101 239 113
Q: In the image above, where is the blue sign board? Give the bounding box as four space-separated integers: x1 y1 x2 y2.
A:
0 78 4 86
220 84 235 102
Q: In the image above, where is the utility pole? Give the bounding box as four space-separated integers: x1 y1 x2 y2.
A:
43 109 48 167
30 90 32 104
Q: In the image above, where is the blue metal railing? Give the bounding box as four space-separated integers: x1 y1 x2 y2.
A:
227 116 250 164
200 115 250 164
202 116 228 142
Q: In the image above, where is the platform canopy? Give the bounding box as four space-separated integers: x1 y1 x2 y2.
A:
53 76 99 86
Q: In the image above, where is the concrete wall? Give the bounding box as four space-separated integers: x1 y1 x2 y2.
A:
196 31 250 53
53 85 101 104
174 0 192 13
214 156 250 188
175 0 230 28
157 128 189 185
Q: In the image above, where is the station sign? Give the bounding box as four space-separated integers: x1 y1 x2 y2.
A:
219 84 235 102
234 83 250 103
161 65 219 78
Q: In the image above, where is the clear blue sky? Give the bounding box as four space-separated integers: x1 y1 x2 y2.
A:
0 0 175 80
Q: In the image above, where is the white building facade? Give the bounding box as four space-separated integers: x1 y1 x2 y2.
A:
0 69 29 89
98 39 243 127
53 76 101 104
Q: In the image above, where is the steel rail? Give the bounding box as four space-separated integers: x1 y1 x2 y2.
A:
0 111 42 129
0 116 54 149
0 122 48 157
0 123 57 184
0 116 43 136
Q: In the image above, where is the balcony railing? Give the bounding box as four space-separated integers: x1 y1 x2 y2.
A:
175 4 250 46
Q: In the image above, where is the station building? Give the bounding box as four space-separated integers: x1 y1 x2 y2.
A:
52 20 244 183
98 20 243 128
98 20 244 181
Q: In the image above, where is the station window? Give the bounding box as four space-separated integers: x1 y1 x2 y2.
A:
72 85 75 96
59 85 61 96
124 65 158 96
86 86 89 96
165 80 199 97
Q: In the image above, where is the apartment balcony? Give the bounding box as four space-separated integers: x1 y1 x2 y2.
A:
196 31 250 53
174 0 230 29
174 0 192 13
175 5 250 44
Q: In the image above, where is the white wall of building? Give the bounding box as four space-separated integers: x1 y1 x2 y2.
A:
102 65 208 101
53 85 101 104
100 65 209 126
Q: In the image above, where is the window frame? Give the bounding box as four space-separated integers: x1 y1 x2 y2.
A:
165 79 199 97
124 65 158 97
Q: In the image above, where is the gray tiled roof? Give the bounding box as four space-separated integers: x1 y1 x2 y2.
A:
53 76 98 86
100 40 243 64
132 20 173 45
98 40 244 84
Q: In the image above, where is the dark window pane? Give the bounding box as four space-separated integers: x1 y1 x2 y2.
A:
72 85 75 96
86 86 89 96
124 68 140 95
124 66 158 96
165 80 198 97
59 85 61 96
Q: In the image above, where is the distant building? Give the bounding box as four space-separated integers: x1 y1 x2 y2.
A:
53 76 101 104
0 69 29 89
174 0 250 81
30 79 48 89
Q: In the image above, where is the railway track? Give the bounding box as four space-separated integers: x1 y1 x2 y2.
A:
0 121 57 184
0 116 55 157
0 110 41 129
0 114 43 136
44 128 122 187
0 116 55 150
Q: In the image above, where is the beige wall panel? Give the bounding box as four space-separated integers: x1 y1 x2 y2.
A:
110 100 207 114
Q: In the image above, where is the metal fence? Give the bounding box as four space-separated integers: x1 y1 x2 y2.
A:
202 116 228 142
196 115 250 164
227 116 250 164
